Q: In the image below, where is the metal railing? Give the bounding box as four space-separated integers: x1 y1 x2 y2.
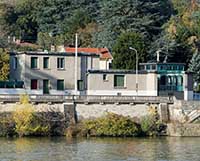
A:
0 94 173 104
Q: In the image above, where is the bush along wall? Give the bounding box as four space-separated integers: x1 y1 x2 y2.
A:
66 107 167 138
0 95 67 137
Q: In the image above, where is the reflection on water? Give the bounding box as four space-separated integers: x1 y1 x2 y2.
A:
0 137 199 161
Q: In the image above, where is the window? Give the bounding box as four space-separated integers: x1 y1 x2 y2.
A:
31 57 38 69
78 80 84 91
13 57 17 69
57 80 64 90
103 74 108 81
160 76 166 85
43 57 49 69
57 58 64 69
31 79 38 90
152 65 156 70
114 75 125 87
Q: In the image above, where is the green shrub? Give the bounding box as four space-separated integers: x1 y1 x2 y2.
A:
83 113 140 137
0 114 16 137
140 115 165 136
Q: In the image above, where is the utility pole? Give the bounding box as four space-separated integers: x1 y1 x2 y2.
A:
74 33 78 95
129 47 138 96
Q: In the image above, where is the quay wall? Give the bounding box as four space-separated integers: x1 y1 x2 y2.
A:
167 123 200 136
0 102 151 121
75 103 149 120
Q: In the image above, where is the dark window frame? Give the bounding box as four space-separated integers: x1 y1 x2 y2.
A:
57 79 64 91
43 57 49 69
31 79 38 90
13 57 18 69
31 57 38 69
114 75 125 88
77 80 84 91
57 57 65 69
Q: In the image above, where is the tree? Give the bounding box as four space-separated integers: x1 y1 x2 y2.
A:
189 52 200 83
61 9 93 46
112 32 146 70
0 49 9 80
36 0 72 34
92 0 172 49
150 0 200 65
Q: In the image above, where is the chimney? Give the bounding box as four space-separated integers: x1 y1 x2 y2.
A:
57 45 65 52
51 45 55 52
156 50 161 62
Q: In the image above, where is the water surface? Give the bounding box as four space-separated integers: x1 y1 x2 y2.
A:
0 137 199 161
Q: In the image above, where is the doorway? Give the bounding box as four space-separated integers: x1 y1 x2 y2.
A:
43 80 49 94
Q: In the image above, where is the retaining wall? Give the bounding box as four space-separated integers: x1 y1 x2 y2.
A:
167 123 200 136
75 103 150 120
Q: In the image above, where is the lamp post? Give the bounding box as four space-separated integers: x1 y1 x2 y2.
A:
129 47 138 96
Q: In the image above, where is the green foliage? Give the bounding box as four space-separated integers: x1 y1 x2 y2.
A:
1 0 200 68
112 32 146 70
0 114 16 137
154 0 200 66
0 49 9 80
189 52 200 83
93 0 172 49
37 32 52 50
83 113 140 137
140 115 165 136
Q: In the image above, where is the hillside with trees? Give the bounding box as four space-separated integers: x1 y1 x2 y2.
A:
0 0 200 83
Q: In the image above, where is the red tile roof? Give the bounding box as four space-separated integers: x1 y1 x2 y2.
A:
65 47 112 59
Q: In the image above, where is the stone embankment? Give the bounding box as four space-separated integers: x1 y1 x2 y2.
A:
167 123 200 136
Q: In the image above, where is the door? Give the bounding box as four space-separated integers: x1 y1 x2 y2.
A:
43 80 49 94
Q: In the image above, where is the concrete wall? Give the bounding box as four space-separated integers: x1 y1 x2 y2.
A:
0 103 64 113
10 54 25 81
169 99 200 123
75 103 150 120
99 59 110 70
167 123 200 136
184 73 193 101
87 72 158 96
0 102 152 121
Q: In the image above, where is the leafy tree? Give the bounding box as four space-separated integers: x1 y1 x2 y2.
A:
62 9 93 46
37 32 52 50
36 0 72 34
151 0 199 65
112 32 146 70
189 52 200 83
0 49 9 80
92 0 172 49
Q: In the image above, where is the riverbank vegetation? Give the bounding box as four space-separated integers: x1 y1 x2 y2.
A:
66 112 166 138
0 95 66 137
0 95 166 138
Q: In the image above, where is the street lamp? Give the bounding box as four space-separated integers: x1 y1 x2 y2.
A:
129 47 138 96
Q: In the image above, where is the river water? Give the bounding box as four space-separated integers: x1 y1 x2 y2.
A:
0 137 199 161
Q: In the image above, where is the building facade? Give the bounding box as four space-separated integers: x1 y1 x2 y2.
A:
87 70 158 96
8 49 193 100
9 48 112 95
